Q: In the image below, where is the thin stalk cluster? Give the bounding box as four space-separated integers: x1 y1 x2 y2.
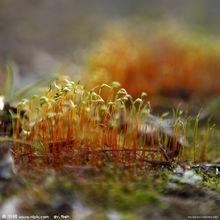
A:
12 79 210 168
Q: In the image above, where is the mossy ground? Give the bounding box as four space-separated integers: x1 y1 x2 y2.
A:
1 150 219 220
0 82 219 219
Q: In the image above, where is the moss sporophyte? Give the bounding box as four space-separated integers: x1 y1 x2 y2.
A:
11 79 210 168
85 23 220 100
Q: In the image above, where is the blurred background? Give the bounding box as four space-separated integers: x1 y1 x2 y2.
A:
1 0 220 76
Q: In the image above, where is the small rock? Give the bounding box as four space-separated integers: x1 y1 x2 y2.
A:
0 141 15 181
173 165 185 175
180 170 202 185
106 210 121 220
72 199 93 220
170 170 203 186
0 197 19 216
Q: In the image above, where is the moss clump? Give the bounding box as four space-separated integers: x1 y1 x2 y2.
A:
85 22 220 100
13 78 210 168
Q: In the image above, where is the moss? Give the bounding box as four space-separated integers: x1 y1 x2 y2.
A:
85 22 220 100
11 78 211 171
